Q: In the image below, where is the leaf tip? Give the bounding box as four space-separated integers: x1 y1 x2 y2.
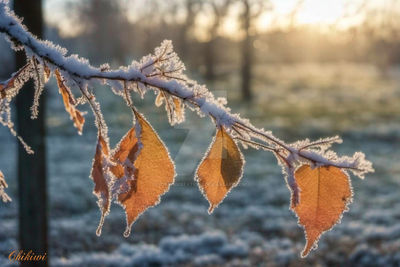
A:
96 214 106 237
96 227 102 237
301 233 318 258
208 204 216 214
301 250 309 258
123 227 132 238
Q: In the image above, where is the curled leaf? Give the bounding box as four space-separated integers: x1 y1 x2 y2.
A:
155 91 184 125
55 69 85 134
196 127 244 213
0 77 14 98
293 165 352 257
116 111 175 237
43 62 51 82
91 134 111 236
155 91 164 107
172 97 184 123
0 62 31 99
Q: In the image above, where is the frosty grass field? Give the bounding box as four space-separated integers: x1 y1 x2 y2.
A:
0 63 400 266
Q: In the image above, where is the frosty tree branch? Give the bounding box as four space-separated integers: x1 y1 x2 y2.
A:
0 1 377 257
0 1 373 203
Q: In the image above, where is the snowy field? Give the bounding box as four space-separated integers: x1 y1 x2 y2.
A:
0 63 400 266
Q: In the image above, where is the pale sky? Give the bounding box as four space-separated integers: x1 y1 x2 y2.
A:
44 0 386 38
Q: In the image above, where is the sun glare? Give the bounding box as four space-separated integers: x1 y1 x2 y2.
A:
257 0 351 31
45 0 371 39
296 0 345 25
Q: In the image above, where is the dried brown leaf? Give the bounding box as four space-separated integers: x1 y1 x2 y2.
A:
155 91 164 107
91 134 111 236
0 62 30 99
55 69 84 134
43 62 51 82
172 97 184 123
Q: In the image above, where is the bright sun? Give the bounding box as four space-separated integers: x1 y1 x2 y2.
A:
259 0 351 29
296 0 345 24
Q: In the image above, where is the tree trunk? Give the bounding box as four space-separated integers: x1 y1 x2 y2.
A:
178 0 196 60
205 17 220 82
14 1 48 266
241 0 252 102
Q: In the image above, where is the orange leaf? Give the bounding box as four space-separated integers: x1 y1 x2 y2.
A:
116 111 175 237
55 69 85 134
293 165 353 257
196 127 244 213
91 134 111 236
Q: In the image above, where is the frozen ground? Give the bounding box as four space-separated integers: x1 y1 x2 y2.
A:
0 63 400 266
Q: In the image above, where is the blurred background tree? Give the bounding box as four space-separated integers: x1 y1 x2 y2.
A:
238 0 271 101
202 0 232 82
66 0 132 65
